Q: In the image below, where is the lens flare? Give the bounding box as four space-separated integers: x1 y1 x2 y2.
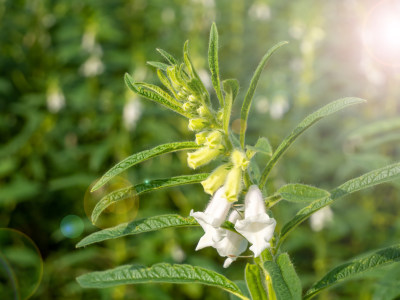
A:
363 0 400 66
84 176 139 229
60 215 84 238
0 228 43 299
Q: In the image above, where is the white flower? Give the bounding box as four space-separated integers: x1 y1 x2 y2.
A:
190 187 231 250
215 210 248 268
235 185 276 257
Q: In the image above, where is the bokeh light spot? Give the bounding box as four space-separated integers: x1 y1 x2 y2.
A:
60 215 84 239
0 229 43 299
363 0 400 67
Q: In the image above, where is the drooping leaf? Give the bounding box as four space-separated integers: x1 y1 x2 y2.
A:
276 253 301 299
147 61 169 71
124 73 190 118
245 264 268 300
156 48 178 65
137 81 182 107
76 214 199 248
208 23 224 106
258 97 366 188
77 263 249 300
239 41 288 148
222 79 239 134
277 184 330 203
278 162 400 247
91 141 200 192
263 261 292 300
304 244 400 299
91 173 209 224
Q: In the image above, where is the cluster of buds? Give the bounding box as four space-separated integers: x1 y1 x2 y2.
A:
191 185 276 267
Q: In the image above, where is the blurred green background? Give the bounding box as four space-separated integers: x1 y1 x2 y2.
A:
1 0 400 299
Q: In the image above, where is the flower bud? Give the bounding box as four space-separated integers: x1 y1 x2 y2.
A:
195 131 209 145
197 106 210 117
205 130 223 149
187 147 221 169
201 163 231 195
188 118 209 131
188 95 197 103
231 149 249 170
223 166 242 202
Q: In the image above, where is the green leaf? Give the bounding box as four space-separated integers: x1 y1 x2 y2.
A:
222 79 239 135
147 61 169 71
208 23 224 107
91 173 209 224
77 263 249 300
259 97 366 188
76 214 199 248
276 253 301 300
137 81 182 107
263 261 292 300
157 69 179 99
278 162 400 248
91 141 200 192
124 73 190 118
245 264 268 300
304 244 400 299
156 48 177 65
247 137 273 157
239 41 288 148
183 41 211 107
230 281 251 300
278 184 330 203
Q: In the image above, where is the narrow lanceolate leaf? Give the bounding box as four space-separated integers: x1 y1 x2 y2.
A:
304 244 400 299
259 97 366 188
222 79 239 135
276 253 302 300
91 142 200 192
77 263 249 300
263 261 292 300
278 184 330 203
156 48 178 65
76 214 199 248
91 173 209 224
147 61 169 71
278 162 400 248
239 41 288 148
138 82 182 107
208 23 224 107
124 73 190 118
245 264 268 300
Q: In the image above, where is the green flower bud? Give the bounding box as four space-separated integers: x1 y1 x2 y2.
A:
195 131 209 145
231 149 249 170
201 163 231 195
188 118 209 131
205 130 224 149
224 166 242 202
187 147 221 169
183 102 196 112
197 106 210 117
188 95 197 103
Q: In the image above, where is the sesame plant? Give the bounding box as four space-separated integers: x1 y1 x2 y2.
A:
76 24 400 299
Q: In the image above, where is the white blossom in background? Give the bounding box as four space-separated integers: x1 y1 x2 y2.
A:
46 83 65 113
248 3 271 21
171 244 186 263
255 96 269 114
123 95 142 131
197 69 213 91
310 206 333 232
235 185 276 257
80 55 105 77
191 187 231 250
270 94 289 120
215 210 248 268
81 30 96 53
